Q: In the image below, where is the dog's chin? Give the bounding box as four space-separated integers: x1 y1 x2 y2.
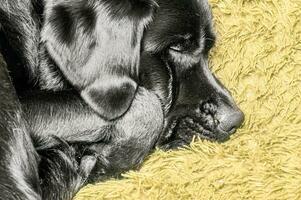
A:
174 116 231 142
159 102 234 149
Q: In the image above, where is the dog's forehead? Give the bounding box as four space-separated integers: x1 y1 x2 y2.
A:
162 0 211 28
144 0 213 52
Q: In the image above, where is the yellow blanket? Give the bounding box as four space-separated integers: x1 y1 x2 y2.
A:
75 0 301 199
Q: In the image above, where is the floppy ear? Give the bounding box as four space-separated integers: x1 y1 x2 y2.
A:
41 0 156 120
81 76 137 120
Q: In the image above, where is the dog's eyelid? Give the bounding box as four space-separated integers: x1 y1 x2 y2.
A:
205 37 215 43
203 36 216 52
168 35 194 53
205 37 215 47
169 44 184 52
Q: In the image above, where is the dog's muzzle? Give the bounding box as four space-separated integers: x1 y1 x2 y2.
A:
161 99 244 145
158 59 245 147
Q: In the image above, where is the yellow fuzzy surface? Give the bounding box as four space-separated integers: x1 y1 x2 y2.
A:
75 0 301 199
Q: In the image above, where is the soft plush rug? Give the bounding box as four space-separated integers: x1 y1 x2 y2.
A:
75 0 301 199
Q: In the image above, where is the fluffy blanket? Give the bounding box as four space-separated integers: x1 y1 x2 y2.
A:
75 0 301 199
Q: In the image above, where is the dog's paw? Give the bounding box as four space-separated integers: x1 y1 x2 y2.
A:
78 154 97 181
38 137 97 199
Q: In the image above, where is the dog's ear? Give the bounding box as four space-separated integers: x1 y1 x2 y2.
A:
41 0 157 120
81 76 137 120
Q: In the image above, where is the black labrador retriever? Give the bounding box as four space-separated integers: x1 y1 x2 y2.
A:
0 0 244 199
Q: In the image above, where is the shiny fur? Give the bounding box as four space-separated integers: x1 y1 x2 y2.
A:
0 0 244 199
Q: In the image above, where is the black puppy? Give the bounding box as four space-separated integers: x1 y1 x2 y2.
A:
0 0 244 199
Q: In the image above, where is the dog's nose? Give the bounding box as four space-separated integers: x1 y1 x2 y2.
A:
218 109 244 133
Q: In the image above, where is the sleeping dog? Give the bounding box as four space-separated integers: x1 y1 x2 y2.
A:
0 0 244 199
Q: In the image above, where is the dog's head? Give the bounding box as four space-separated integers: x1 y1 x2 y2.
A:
41 0 244 146
140 0 244 147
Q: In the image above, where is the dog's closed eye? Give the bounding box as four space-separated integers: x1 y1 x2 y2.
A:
169 34 195 53
203 37 215 55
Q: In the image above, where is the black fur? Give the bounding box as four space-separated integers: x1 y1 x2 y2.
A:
41 0 156 120
141 0 244 147
0 53 40 200
103 0 157 19
0 0 244 199
49 5 76 45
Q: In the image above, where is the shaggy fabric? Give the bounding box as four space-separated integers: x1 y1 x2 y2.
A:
75 0 301 199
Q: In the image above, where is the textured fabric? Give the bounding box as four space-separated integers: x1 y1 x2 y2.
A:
75 0 301 199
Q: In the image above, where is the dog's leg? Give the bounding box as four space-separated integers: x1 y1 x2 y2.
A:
20 90 115 149
0 53 41 200
38 137 97 200
0 54 93 200
21 88 164 184
86 88 164 181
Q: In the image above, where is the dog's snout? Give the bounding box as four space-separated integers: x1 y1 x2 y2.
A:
218 109 244 133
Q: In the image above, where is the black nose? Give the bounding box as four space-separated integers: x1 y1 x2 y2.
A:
219 109 245 133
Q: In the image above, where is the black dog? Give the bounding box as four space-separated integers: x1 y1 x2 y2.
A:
0 0 244 199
